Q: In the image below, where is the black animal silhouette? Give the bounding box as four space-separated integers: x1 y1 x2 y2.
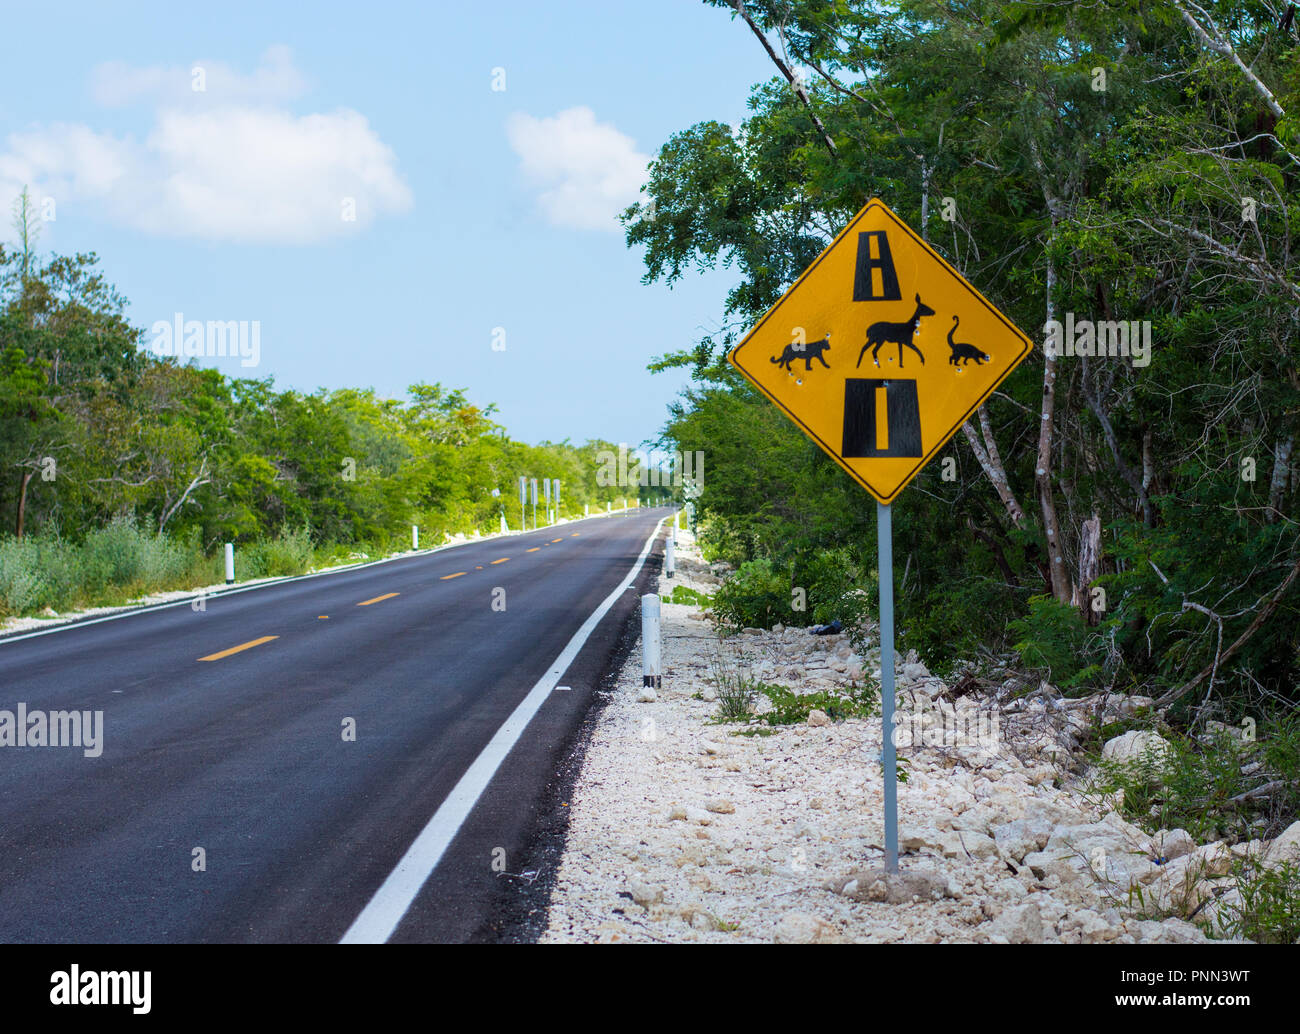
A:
946 316 991 366
857 294 935 369
772 336 831 372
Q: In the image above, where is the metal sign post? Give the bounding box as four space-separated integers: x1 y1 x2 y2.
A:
518 476 527 531
530 478 538 530
722 198 1035 881
878 501 898 873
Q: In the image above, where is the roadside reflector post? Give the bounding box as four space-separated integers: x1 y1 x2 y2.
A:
641 593 661 689
224 543 235 585
500 513 507 535
665 537 675 579
878 501 898 873
412 524 419 550
584 503 589 518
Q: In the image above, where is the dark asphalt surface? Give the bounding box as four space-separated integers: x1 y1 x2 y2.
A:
0 508 668 943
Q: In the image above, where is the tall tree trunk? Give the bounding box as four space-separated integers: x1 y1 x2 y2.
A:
1267 435 1293 522
1037 246 1071 603
961 411 1027 530
16 470 33 539
1073 514 1103 624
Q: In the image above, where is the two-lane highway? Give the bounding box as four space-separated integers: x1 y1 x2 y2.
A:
0 509 668 942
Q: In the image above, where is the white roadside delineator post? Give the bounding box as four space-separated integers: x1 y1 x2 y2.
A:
224 543 235 585
665 538 675 579
412 524 419 551
641 593 661 690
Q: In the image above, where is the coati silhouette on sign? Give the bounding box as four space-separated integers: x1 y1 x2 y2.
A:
772 337 831 372
946 315 991 366
856 294 935 369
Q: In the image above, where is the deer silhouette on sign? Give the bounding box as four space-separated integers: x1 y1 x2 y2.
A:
856 293 935 369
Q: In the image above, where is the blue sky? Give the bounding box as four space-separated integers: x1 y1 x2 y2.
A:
0 1 774 450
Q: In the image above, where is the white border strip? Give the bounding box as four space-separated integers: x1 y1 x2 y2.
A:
339 516 667 944
0 512 634 647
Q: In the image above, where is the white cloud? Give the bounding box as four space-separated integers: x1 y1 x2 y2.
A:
506 107 649 232
0 47 411 244
90 45 307 108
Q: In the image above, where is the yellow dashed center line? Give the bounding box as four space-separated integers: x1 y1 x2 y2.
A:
198 636 279 662
440 572 466 580
491 557 510 564
570 533 579 537
526 547 540 553
551 538 563 543
357 592 400 606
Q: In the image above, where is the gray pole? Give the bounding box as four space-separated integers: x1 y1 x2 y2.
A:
878 501 898 873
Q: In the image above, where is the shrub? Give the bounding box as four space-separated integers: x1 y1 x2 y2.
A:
708 645 759 720
662 584 712 607
711 558 790 632
1217 859 1300 944
755 680 878 725
1009 593 1111 690
242 527 316 579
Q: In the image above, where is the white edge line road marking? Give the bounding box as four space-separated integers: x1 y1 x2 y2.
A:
0 510 644 648
339 515 667 944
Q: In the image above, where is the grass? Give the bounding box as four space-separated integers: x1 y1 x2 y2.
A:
708 646 759 721
1083 713 1300 845
753 680 878 726
661 584 712 607
1216 859 1300 943
0 520 327 622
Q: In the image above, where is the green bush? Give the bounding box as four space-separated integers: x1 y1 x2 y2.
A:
662 584 712 606
1217 859 1300 944
241 527 316 579
1088 728 1265 844
0 519 211 618
755 681 878 725
710 558 789 632
1009 594 1110 690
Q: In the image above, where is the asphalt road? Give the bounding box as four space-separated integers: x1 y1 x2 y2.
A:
0 508 668 943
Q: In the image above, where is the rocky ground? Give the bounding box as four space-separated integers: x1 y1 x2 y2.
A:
541 525 1298 944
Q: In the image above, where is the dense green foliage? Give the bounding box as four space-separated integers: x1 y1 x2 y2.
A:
632 0 1300 723
0 207 655 619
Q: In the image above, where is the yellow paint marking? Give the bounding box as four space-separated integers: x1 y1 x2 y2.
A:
318 615 329 620
475 565 483 569
491 557 510 564
440 572 466 580
570 533 579 537
551 538 563 543
198 636 279 662
357 592 400 606
526 547 540 553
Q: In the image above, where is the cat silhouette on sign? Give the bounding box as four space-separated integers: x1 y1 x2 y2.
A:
772 336 831 372
946 316 991 367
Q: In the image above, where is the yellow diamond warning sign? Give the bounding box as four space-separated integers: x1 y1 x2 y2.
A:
728 198 1033 505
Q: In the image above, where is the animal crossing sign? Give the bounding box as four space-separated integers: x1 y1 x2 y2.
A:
728 198 1032 504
